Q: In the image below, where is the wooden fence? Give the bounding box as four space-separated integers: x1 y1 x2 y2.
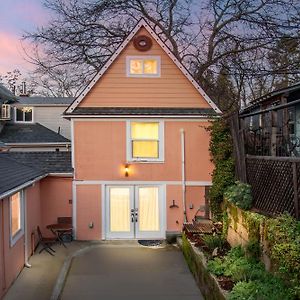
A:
246 155 300 219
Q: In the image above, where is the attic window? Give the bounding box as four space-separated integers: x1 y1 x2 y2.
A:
126 56 160 77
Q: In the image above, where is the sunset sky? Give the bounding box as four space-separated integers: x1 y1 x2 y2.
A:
0 0 50 75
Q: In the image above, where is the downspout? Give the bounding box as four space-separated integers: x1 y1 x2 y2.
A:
180 129 188 223
23 191 31 268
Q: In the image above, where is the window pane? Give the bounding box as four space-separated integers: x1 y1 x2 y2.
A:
144 59 157 74
24 108 33 122
131 122 159 139
133 141 158 158
130 60 143 74
16 108 23 121
11 193 21 236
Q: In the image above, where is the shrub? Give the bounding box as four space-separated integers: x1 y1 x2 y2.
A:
224 181 252 210
202 234 225 252
245 240 261 261
207 119 235 219
266 214 300 297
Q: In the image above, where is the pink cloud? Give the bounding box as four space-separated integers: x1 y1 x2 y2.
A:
0 32 34 75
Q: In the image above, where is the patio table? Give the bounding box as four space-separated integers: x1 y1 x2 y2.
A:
46 223 73 248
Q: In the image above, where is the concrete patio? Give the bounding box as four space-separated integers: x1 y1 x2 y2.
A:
4 241 203 300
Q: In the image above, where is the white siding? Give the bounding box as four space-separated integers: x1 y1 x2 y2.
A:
33 107 71 139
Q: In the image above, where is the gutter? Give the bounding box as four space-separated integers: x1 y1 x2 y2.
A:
5 142 71 147
0 174 48 200
180 128 187 223
63 114 220 119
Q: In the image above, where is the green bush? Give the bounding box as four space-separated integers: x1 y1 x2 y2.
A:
266 214 300 297
202 234 225 252
224 181 252 210
207 119 235 219
245 240 261 261
229 279 293 300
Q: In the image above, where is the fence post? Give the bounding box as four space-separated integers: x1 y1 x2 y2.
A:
292 162 299 219
271 110 277 156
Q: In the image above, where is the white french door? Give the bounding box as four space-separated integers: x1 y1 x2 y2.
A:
105 185 165 239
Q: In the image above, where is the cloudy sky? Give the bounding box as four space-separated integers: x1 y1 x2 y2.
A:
0 0 50 75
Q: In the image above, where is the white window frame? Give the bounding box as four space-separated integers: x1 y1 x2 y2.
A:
126 56 161 78
14 106 34 123
9 191 25 247
126 120 164 163
1 104 11 119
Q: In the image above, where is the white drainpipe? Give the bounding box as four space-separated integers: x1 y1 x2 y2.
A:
180 129 187 223
24 191 31 268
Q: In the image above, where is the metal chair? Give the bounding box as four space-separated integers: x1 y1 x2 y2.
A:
37 226 57 256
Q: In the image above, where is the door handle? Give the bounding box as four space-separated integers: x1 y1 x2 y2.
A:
131 209 135 222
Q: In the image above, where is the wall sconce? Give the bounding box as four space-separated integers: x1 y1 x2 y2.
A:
124 164 129 177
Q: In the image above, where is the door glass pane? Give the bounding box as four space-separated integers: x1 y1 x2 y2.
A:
132 141 158 158
110 188 130 232
138 187 159 231
16 108 23 121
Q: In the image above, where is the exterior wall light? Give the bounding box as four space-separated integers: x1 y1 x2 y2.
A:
125 164 129 177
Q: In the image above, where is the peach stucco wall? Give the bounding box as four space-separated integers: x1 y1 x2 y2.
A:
0 197 25 299
74 120 213 182
26 182 41 255
79 28 210 108
40 176 73 234
76 185 101 240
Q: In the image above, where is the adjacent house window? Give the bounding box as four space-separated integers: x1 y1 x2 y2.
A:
1 104 11 119
126 56 160 77
10 191 24 246
127 121 164 161
15 107 33 122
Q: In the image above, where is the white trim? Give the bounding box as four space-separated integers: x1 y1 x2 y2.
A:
9 191 25 247
72 182 77 239
71 119 75 170
126 120 164 162
66 115 218 119
71 117 214 122
48 173 73 177
101 184 105 240
74 180 212 186
65 18 221 114
14 106 34 123
126 56 161 78
5 142 71 146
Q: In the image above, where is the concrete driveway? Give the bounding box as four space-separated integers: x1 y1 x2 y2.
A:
61 243 203 300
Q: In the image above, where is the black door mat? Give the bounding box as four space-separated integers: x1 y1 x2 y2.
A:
138 240 164 247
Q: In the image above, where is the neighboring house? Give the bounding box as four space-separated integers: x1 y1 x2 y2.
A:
0 83 17 131
64 19 221 241
0 123 71 152
0 151 72 298
12 97 73 139
241 82 300 157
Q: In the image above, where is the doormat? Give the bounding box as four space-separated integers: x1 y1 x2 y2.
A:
138 240 164 247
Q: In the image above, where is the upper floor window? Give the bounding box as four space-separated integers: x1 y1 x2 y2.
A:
15 107 33 123
127 121 164 162
10 191 24 246
126 56 161 77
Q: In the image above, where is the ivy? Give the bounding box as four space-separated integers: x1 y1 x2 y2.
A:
207 119 235 219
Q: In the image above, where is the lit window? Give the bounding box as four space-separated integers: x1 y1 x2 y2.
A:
10 192 24 246
127 121 164 161
127 56 160 77
15 107 33 122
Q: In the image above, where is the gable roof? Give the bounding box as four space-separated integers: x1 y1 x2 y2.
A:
17 96 74 106
0 83 17 104
65 18 221 115
0 123 70 144
0 154 45 198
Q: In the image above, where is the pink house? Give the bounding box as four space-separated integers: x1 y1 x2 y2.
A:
64 19 220 241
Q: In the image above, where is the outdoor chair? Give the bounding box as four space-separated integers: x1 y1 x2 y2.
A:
37 226 57 256
57 217 73 242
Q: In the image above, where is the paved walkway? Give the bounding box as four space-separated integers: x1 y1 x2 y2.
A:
61 243 203 300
